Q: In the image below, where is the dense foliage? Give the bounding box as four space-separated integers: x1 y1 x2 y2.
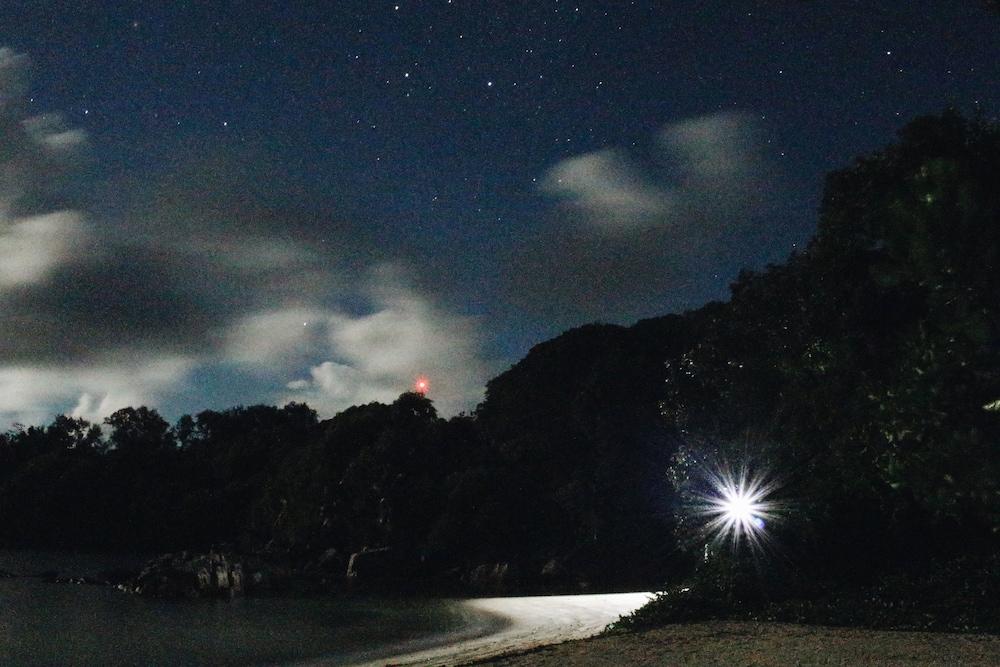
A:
1 112 998 594
0 321 686 588
663 111 1000 579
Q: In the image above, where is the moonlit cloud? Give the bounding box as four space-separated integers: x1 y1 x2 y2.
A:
0 211 88 287
657 111 765 219
22 114 88 154
0 47 489 426
0 357 193 427
280 266 490 417
659 111 756 181
225 307 332 367
541 149 672 233
0 49 198 427
539 111 764 234
504 111 779 328
0 50 91 290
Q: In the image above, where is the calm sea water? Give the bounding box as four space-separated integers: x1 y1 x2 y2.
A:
0 550 476 666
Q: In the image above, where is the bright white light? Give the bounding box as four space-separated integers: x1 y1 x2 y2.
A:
698 465 779 550
721 488 757 523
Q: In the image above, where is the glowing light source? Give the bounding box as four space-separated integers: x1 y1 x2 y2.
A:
414 376 429 394
698 465 779 550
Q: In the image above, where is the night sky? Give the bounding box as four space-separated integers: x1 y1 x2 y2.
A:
0 1 997 426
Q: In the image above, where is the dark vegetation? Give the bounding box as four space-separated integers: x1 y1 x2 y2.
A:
2 113 999 615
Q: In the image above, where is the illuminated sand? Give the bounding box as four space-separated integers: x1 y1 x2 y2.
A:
475 621 1000 666
349 592 654 667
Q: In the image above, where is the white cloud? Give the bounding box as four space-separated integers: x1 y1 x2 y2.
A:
505 111 780 326
22 114 88 154
539 111 764 234
0 357 193 427
541 149 672 233
0 211 89 287
0 49 91 288
224 306 331 366
222 264 491 417
290 361 371 405
280 266 489 417
659 111 755 181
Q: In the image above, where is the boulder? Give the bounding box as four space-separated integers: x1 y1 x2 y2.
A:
540 558 564 578
467 562 519 593
44 575 99 585
133 551 245 599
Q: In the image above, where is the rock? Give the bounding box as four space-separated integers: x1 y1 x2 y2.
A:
316 547 344 572
467 562 519 593
346 547 416 586
29 566 133 587
540 558 565 579
133 551 245 599
45 575 95 585
242 558 292 594
99 568 136 586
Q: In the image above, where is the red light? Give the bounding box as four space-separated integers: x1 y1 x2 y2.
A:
414 377 429 394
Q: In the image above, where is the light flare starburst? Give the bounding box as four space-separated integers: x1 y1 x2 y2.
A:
697 466 780 550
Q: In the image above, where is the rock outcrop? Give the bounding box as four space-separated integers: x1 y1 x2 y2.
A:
133 551 244 599
467 562 519 593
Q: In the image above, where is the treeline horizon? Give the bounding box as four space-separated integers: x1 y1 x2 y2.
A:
2 110 998 591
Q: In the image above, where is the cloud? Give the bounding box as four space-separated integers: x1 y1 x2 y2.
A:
659 111 757 181
0 357 193 427
540 111 765 235
541 149 673 233
224 306 332 367
0 48 28 112
258 265 491 417
0 211 88 287
502 111 779 327
22 114 88 155
0 47 489 426
657 111 765 219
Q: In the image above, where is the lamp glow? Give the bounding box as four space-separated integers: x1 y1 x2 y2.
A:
697 465 779 550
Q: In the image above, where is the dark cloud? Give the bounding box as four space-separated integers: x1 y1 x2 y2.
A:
0 247 218 364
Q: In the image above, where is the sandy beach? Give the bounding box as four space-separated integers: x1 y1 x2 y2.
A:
476 621 1000 666
353 592 653 666
356 592 1000 667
